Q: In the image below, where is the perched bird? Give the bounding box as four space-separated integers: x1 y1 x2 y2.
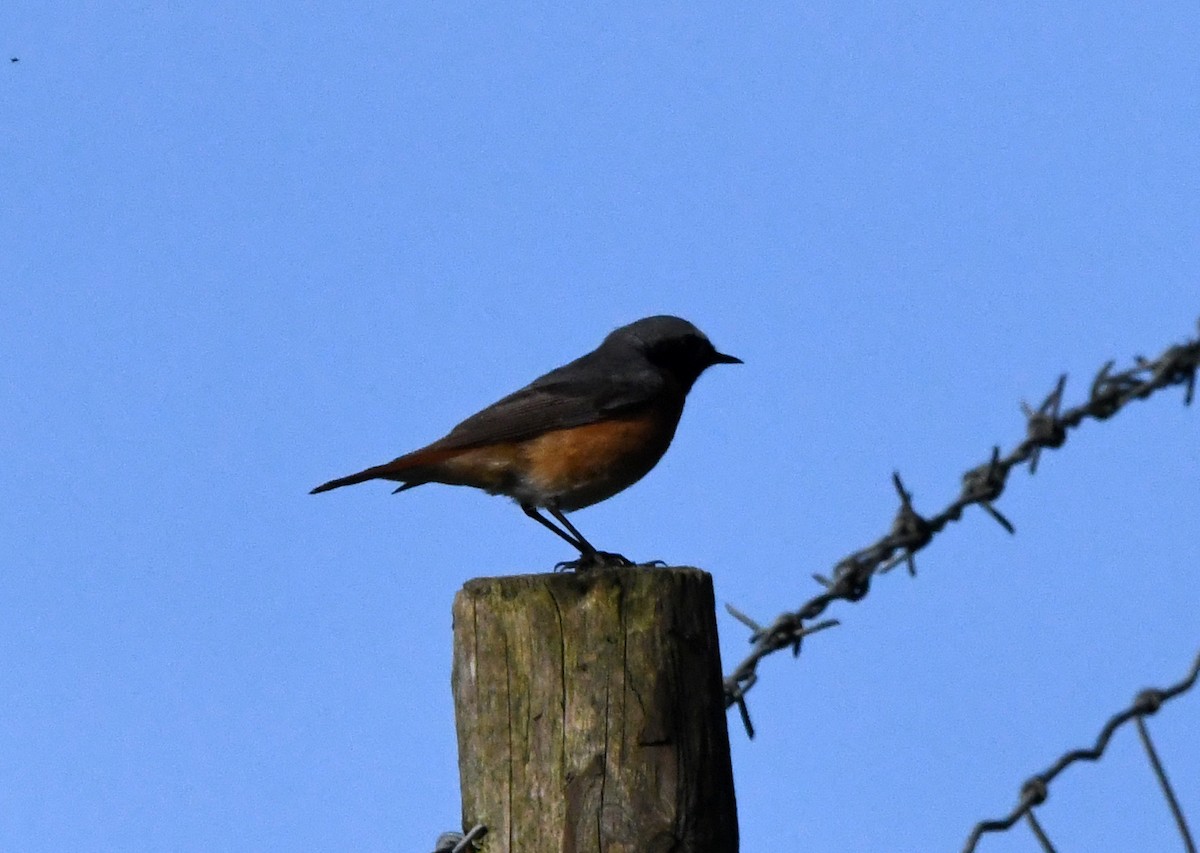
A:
311 315 740 568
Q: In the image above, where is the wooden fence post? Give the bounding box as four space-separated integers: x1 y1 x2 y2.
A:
452 566 738 852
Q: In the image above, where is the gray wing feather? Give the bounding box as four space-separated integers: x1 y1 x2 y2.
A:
431 360 663 450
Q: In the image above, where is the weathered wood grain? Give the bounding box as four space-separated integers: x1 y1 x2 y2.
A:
453 567 737 852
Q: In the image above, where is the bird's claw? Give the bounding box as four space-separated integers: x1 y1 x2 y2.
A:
554 551 635 572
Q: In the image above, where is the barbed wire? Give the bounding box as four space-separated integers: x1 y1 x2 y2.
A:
722 320 1200 738
962 648 1200 852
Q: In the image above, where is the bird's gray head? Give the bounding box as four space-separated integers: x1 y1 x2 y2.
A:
604 315 741 392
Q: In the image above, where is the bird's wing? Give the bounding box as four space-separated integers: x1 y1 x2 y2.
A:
429 365 665 451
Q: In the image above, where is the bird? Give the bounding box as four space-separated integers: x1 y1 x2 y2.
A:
311 315 740 569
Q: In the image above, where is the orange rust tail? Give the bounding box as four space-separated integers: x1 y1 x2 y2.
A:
309 445 467 494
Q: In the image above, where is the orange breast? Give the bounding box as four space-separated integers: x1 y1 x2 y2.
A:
518 405 683 511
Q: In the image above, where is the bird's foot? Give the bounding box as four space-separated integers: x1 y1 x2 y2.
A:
554 551 635 572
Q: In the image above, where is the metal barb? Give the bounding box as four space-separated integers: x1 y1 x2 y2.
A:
887 471 932 573
456 825 488 853
793 618 840 645
979 501 1016 535
1025 374 1068 473
735 694 755 740
722 324 1200 729
725 603 765 636
1089 360 1120 419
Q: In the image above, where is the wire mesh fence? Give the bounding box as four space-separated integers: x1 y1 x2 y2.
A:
963 649 1198 852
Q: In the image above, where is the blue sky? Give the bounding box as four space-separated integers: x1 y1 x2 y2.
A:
2 2 1198 851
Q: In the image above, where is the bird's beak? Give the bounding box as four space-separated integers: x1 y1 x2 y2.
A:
712 351 743 365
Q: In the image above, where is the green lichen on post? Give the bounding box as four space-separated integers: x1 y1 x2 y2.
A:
452 567 738 853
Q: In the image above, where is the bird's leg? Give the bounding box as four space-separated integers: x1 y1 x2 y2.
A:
545 506 597 553
521 504 588 551
546 505 633 570
520 503 636 571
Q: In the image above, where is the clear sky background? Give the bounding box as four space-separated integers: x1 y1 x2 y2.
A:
2 3 1198 851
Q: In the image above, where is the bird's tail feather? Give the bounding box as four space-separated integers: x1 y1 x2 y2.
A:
309 445 464 495
310 463 400 494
